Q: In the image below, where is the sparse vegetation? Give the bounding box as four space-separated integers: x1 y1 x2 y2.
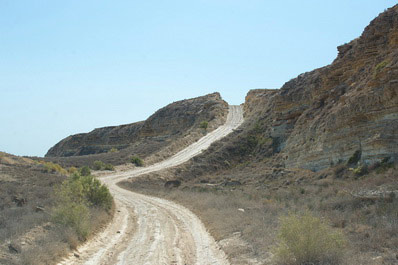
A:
352 164 368 177
273 212 346 265
109 147 118 153
68 166 78 174
93 160 106 170
375 60 389 72
131 155 143 167
104 163 115 170
93 160 115 171
79 165 91 176
200 121 209 130
121 160 397 264
38 161 68 175
52 171 112 238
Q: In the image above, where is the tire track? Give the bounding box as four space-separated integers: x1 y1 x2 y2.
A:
57 105 243 265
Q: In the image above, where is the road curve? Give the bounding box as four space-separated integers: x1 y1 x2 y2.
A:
57 105 244 265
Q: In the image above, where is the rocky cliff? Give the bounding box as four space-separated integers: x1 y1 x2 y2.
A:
46 93 228 158
161 5 398 177
243 5 398 171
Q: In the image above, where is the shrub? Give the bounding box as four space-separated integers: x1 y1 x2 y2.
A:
352 164 368 177
109 147 118 153
375 60 389 72
93 160 106 170
273 212 346 265
131 155 143 167
52 201 90 239
79 166 91 176
40 161 68 175
200 121 209 130
68 166 78 174
79 174 112 210
52 171 113 238
104 164 115 171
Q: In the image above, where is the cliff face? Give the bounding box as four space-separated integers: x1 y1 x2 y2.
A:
46 93 228 157
243 5 398 171
46 122 144 157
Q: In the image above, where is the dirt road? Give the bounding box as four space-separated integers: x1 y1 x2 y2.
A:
58 105 243 265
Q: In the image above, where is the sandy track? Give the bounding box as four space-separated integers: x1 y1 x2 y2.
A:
57 105 243 265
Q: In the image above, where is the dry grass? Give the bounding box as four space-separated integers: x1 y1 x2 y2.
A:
0 154 114 265
120 162 398 264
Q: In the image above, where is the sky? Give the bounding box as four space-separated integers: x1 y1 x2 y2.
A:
0 1 396 157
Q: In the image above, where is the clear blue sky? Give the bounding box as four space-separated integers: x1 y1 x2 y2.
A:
0 1 396 157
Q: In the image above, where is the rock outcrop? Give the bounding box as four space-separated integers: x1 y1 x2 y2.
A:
242 5 398 171
46 93 228 158
167 5 398 176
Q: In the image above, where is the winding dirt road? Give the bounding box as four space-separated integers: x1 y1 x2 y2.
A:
58 105 243 265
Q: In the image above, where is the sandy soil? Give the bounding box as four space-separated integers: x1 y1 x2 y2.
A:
57 105 243 265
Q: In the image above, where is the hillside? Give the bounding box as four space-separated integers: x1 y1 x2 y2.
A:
44 92 228 167
121 5 398 265
0 152 113 265
160 5 398 176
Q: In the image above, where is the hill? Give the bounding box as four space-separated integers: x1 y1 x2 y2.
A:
121 5 398 264
44 92 228 167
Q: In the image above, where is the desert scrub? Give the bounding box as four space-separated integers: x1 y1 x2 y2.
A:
200 121 209 130
104 163 115 170
109 147 118 153
79 165 91 176
93 160 106 170
273 212 346 265
93 160 114 171
131 155 143 167
52 200 90 239
39 161 68 175
52 172 113 238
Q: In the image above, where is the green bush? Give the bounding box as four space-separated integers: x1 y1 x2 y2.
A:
52 201 90 239
104 164 115 171
200 121 209 130
93 160 106 170
273 212 346 265
52 171 113 238
131 155 143 167
79 166 91 176
40 161 68 175
92 160 114 171
79 174 112 210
